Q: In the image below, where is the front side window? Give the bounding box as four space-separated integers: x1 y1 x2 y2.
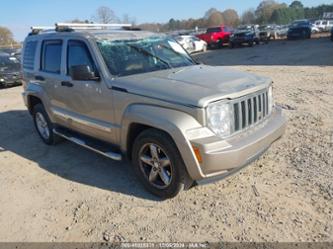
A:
67 40 95 74
97 36 195 77
41 40 62 74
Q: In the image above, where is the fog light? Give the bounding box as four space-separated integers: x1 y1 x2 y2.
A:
192 146 203 163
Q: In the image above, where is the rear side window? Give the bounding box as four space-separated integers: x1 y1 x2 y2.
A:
41 40 62 74
23 41 37 70
67 40 95 74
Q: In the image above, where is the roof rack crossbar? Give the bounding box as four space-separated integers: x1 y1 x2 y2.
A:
30 23 133 35
30 26 55 34
55 23 132 30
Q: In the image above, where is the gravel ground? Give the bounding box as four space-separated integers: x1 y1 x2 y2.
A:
0 37 332 242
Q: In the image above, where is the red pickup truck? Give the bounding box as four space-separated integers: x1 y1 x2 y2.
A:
196 26 233 48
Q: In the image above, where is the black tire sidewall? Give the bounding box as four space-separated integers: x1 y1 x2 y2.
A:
132 129 191 199
32 104 55 145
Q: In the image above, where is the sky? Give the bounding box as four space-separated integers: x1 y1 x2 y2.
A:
0 0 331 41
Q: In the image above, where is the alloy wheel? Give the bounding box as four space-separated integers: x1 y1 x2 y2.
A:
35 112 50 140
138 143 173 189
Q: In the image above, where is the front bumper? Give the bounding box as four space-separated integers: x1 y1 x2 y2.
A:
190 106 286 182
0 75 22 86
230 37 253 44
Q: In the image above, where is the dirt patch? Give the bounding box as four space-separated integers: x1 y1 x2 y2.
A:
0 38 332 242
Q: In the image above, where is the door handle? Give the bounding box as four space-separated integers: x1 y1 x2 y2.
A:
35 75 45 81
61 81 74 87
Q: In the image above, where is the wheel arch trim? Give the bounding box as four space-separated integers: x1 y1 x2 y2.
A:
120 104 205 180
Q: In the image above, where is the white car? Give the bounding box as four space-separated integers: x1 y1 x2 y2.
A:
314 20 326 32
311 24 320 33
326 20 333 32
176 35 207 54
314 20 333 32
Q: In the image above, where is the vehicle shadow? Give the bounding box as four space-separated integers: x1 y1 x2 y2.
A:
0 110 160 201
194 37 333 66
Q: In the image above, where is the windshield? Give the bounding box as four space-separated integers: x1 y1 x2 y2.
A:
292 21 309 27
0 56 19 67
97 36 195 77
237 26 253 32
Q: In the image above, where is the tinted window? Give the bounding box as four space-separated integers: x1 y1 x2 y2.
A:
207 27 221 33
23 41 37 70
67 40 95 74
41 40 62 73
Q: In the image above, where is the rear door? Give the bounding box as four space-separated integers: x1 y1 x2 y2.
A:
36 39 69 127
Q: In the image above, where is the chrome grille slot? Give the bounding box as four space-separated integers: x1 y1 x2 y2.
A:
232 89 271 134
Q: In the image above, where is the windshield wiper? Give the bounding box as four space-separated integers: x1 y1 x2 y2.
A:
126 44 172 69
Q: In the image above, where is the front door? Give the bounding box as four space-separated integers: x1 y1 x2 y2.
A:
57 39 117 144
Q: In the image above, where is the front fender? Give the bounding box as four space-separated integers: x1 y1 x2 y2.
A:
120 104 206 180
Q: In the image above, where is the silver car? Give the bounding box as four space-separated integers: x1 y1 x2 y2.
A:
22 23 286 198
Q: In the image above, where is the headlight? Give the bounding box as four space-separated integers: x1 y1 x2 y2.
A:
0 78 4 82
268 85 274 113
206 102 234 138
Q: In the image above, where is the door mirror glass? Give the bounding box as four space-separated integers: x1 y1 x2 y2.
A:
69 65 100 81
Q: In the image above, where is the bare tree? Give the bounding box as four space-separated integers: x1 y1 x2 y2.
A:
204 8 219 19
255 0 284 24
222 9 240 27
241 9 256 24
207 12 225 27
68 19 91 24
0 26 16 46
122 14 136 25
93 6 118 24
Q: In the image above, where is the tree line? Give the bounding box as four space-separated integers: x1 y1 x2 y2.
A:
1 1 333 46
139 1 333 32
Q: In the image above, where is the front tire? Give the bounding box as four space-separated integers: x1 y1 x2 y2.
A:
33 104 59 145
132 129 193 199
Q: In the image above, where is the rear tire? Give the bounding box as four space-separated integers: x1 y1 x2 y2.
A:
32 104 60 145
132 129 193 199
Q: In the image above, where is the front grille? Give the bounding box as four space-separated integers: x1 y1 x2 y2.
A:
232 89 271 132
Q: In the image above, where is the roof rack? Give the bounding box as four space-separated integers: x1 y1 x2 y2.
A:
30 23 133 35
56 23 132 30
30 26 55 35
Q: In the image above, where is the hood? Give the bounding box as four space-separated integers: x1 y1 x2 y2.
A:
112 65 271 108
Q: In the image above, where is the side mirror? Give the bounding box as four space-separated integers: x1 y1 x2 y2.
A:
69 65 100 81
